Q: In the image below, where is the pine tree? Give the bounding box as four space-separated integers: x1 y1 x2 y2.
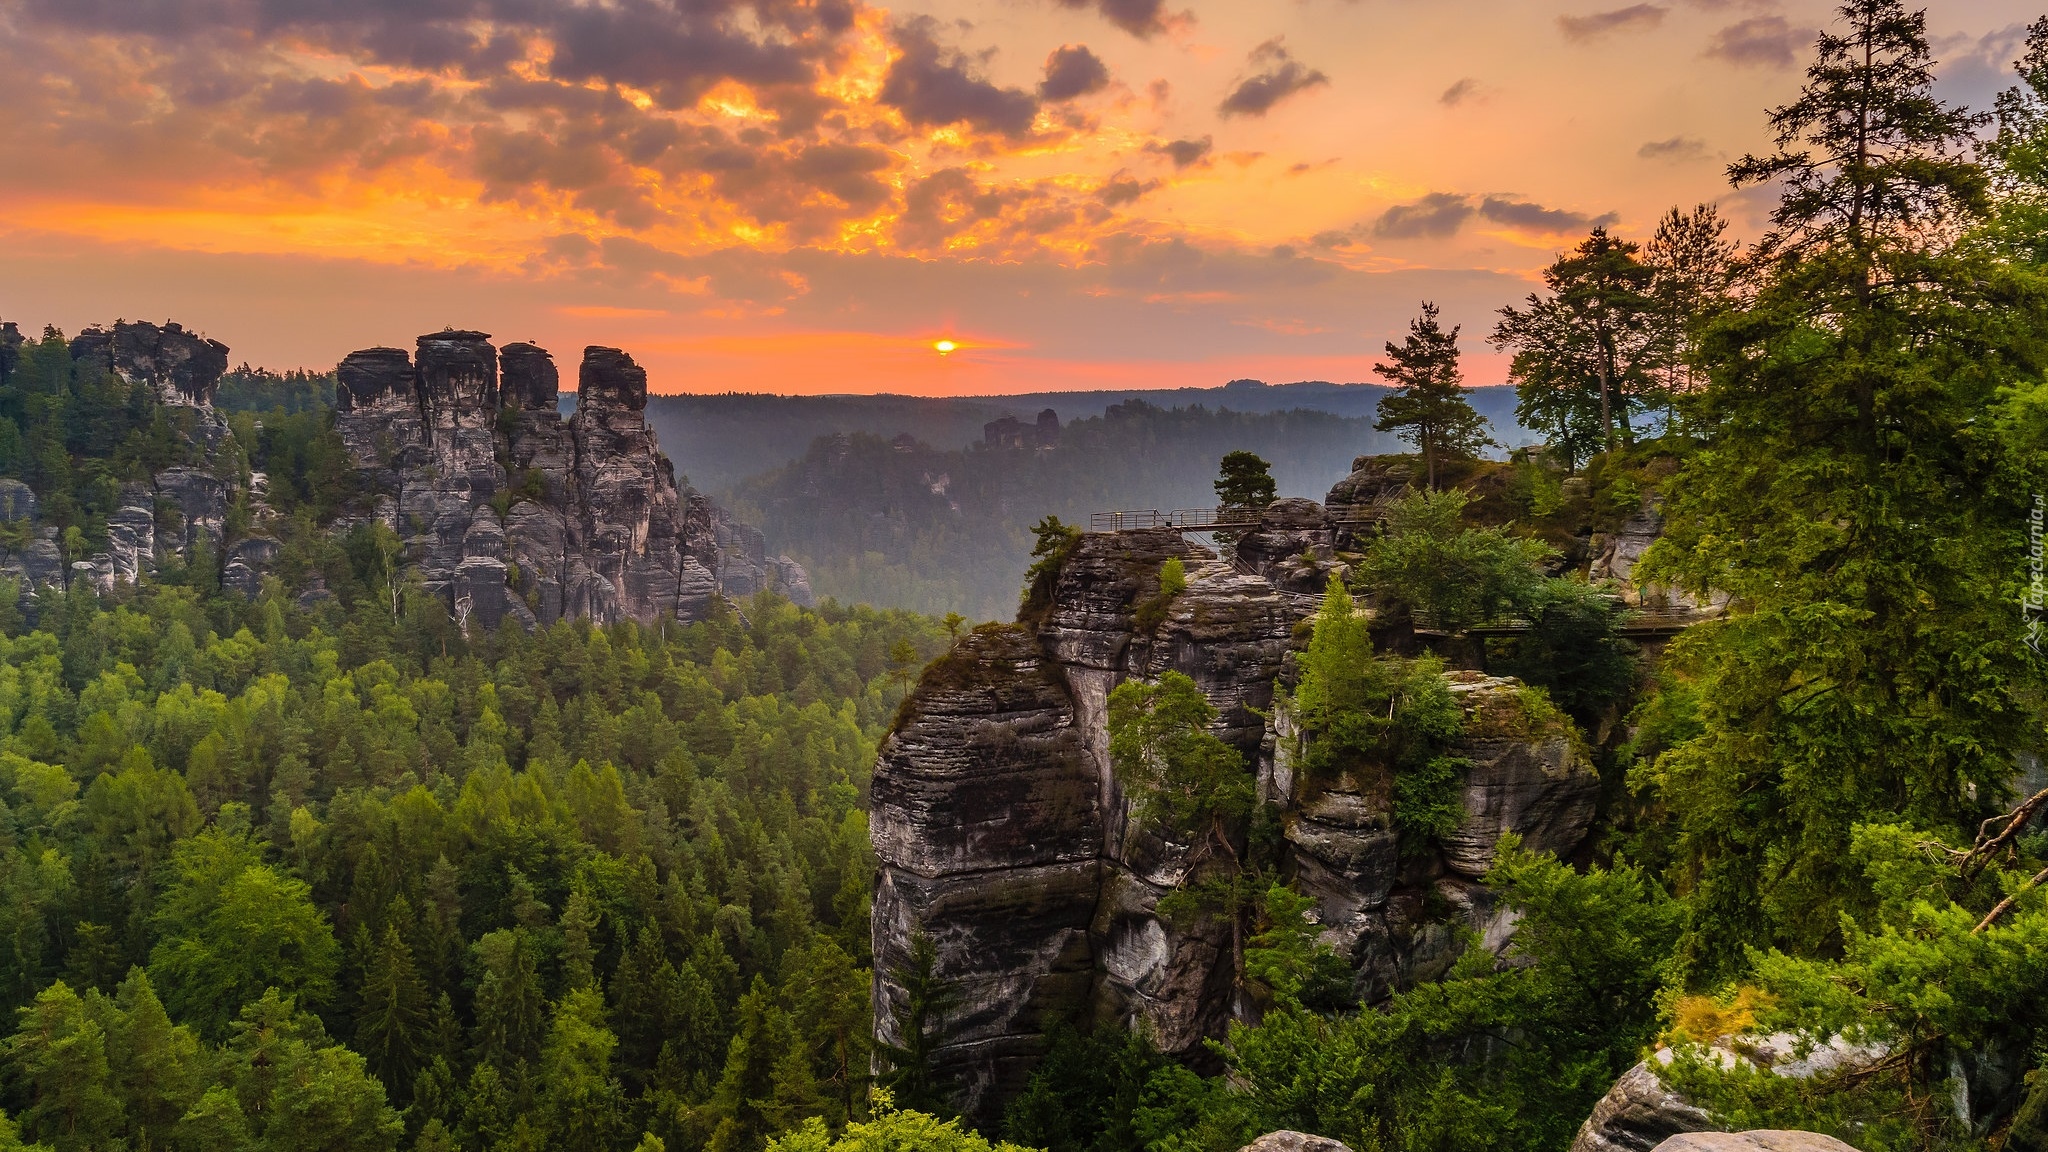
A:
354 923 432 1101
1372 301 1494 488
874 935 959 1117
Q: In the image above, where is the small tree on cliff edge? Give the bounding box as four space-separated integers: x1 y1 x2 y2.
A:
1214 451 1276 549
1373 301 1494 489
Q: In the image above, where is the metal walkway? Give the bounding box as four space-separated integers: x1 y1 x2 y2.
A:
1089 506 1382 534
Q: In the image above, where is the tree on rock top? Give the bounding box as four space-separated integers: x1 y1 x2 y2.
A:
1372 301 1494 488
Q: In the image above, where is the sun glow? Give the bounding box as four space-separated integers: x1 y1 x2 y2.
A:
933 339 957 354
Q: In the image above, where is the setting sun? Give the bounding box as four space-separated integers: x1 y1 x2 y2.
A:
933 339 957 355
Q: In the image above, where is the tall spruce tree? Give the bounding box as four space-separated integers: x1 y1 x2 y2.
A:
1639 0 2044 975
1372 302 1493 488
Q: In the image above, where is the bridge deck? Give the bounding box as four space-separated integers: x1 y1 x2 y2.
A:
1090 506 1380 533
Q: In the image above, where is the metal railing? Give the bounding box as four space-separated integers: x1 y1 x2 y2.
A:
1089 504 1386 534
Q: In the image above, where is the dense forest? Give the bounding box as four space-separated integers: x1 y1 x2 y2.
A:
0 575 944 1152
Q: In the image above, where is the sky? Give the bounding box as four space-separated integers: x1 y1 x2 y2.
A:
0 0 2037 395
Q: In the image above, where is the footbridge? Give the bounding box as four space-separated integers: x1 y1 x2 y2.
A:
1089 506 1382 534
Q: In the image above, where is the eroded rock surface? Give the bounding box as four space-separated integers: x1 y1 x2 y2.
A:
874 528 1603 1123
1240 1134 1356 1152
334 334 808 627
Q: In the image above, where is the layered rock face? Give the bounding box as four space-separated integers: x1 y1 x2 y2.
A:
335 333 809 629
872 526 1600 1122
0 322 235 597
70 320 231 410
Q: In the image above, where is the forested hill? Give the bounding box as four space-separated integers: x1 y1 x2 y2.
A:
724 401 1387 621
643 382 1530 495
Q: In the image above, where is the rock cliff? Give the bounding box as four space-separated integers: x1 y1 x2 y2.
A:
0 320 236 596
0 317 807 627
872 513 1601 1122
335 332 812 628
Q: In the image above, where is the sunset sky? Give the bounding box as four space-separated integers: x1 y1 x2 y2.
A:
0 0 2036 395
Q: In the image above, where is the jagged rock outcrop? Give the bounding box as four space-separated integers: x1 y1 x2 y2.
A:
334 332 808 628
69 320 230 409
0 321 236 600
873 528 1602 1122
1589 495 1726 617
1234 497 1346 596
1570 1038 1888 1152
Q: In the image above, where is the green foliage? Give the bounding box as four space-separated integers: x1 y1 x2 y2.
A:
769 1101 1039 1152
1492 229 1671 468
1108 673 1251 837
1001 1027 1168 1152
1372 302 1495 489
1131 559 1186 634
0 575 932 1152
874 935 959 1119
1634 0 2047 977
1289 580 1467 853
1488 578 1641 727
1353 489 1554 634
1019 517 1082 621
1212 451 1276 514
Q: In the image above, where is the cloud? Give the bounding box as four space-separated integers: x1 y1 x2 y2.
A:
1218 39 1329 118
1373 193 1476 239
1440 78 1480 107
1705 16 1807 68
1040 44 1112 101
880 18 1041 138
1374 192 1617 239
1558 5 1667 42
1096 172 1158 205
1144 136 1214 168
1052 0 1188 39
1638 136 1707 160
1478 196 1617 233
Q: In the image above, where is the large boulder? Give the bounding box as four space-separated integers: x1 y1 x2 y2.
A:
1240 1134 1355 1152
1655 1136 1857 1152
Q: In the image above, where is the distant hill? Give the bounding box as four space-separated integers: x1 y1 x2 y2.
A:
641 381 1532 494
725 399 1418 621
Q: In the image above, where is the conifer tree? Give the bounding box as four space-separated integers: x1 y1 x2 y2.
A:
354 923 431 1100
874 934 959 1117
1372 302 1493 488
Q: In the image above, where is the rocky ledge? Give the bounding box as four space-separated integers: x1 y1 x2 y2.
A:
871 524 1601 1122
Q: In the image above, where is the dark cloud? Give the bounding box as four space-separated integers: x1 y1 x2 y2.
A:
1144 136 1213 169
1052 0 1186 39
1440 78 1479 107
1040 44 1112 101
1218 39 1329 118
880 18 1041 137
1478 196 1618 233
1096 172 1157 206
1374 192 1616 239
1705 16 1806 68
1638 136 1706 160
1373 193 1475 240
1557 5 1667 42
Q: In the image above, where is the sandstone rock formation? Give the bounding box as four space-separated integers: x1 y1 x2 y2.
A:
873 526 1602 1122
0 322 236 599
334 332 810 628
70 320 231 410
1239 1133 1356 1152
1654 1134 1857 1152
1570 1038 1887 1152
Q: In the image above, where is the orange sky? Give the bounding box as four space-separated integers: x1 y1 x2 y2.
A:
0 0 2035 395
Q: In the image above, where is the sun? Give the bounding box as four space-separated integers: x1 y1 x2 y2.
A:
933 339 957 355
